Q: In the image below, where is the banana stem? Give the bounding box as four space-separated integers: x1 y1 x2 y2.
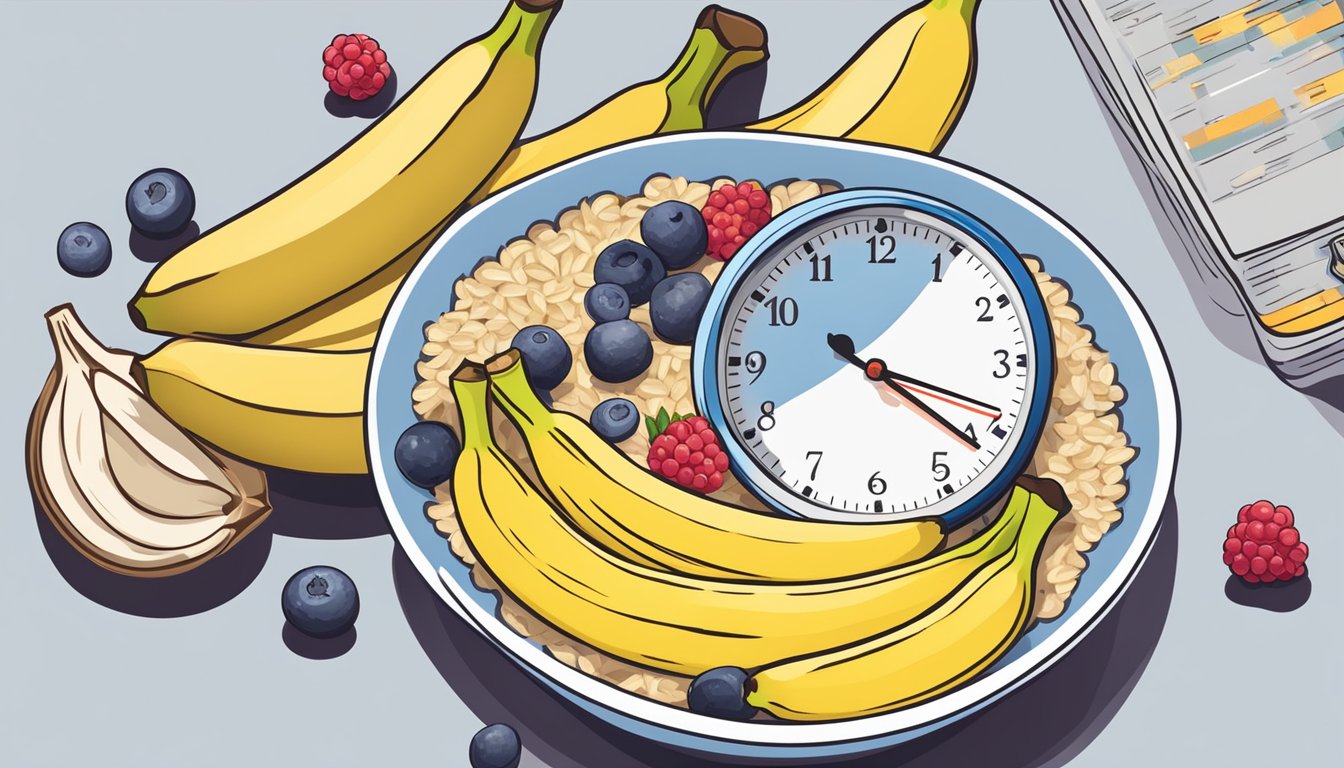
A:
928 0 979 21
485 349 556 432
450 363 494 450
486 0 561 58
662 9 767 129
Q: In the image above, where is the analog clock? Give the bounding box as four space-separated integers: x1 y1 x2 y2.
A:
693 189 1054 527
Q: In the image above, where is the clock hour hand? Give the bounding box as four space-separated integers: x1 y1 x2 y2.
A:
826 332 865 368
828 332 980 450
827 333 1001 420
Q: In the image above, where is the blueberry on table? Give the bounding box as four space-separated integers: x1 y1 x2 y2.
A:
395 421 461 489
641 200 708 270
511 324 573 390
56 222 111 277
469 723 521 768
591 398 640 442
282 566 359 639
688 666 758 721
594 240 665 306
126 168 196 237
649 273 711 344
584 319 653 383
583 282 630 323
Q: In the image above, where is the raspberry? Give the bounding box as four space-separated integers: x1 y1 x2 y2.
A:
643 408 726 494
1223 500 1308 584
322 33 392 101
701 181 772 262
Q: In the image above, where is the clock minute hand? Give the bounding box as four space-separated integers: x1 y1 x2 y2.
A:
828 332 980 450
880 369 1001 419
881 376 982 450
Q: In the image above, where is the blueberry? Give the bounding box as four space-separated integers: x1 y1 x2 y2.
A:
641 200 708 270
591 398 640 442
584 320 653 383
594 240 665 306
583 282 630 324
126 168 196 237
282 566 359 639
469 723 521 768
395 421 461 489
688 666 758 721
511 325 573 390
649 273 711 345
56 222 111 277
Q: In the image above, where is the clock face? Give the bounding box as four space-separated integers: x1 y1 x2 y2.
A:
705 200 1050 523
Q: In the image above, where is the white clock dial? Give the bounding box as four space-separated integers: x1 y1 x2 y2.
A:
708 201 1048 522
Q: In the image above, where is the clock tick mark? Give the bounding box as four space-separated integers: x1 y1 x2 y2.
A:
873 499 884 513
750 289 766 303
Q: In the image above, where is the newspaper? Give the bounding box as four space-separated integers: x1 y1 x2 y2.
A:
1054 0 1344 384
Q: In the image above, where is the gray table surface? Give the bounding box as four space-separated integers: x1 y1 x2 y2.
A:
2 1 1338 765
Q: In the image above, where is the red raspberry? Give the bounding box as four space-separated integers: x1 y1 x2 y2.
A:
643 408 726 494
701 181 772 262
322 34 392 101
1223 500 1308 584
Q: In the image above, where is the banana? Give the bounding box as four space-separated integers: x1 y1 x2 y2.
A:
130 0 562 339
745 479 1064 721
132 340 368 474
241 228 432 351
747 0 980 153
486 349 944 581
27 306 270 577
473 5 767 204
240 5 767 353
450 363 1041 676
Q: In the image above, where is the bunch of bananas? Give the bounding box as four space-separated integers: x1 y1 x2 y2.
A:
448 351 1063 721
121 0 981 474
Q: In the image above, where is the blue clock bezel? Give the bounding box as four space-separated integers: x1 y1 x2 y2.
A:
692 188 1056 530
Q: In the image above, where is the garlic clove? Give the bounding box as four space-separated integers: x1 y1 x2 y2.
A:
27 305 270 578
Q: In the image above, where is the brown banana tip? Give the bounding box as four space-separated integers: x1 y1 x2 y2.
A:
697 5 767 52
484 348 522 375
515 0 562 11
450 360 489 383
126 301 148 332
1017 474 1071 515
